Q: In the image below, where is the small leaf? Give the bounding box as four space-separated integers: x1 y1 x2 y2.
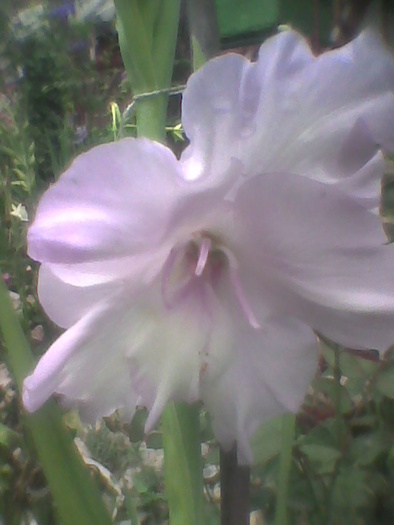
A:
252 413 293 464
161 403 204 525
352 432 389 467
312 377 352 414
298 444 341 474
339 351 379 379
375 362 394 398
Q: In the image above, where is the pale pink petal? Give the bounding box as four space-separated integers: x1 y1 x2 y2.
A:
23 29 394 464
42 247 168 288
23 277 234 430
23 297 137 418
201 315 318 464
126 281 236 433
181 30 394 208
181 53 250 182
28 138 184 266
235 172 394 352
37 265 121 328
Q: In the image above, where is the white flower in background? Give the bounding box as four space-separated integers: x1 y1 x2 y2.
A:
11 203 28 222
23 30 394 463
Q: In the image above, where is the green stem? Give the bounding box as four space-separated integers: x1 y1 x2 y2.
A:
0 274 113 525
135 95 167 143
135 89 204 525
333 347 344 448
114 3 204 524
275 414 296 525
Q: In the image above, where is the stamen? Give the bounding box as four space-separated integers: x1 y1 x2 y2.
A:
219 246 260 330
161 244 182 309
161 243 198 310
195 237 212 277
230 268 260 329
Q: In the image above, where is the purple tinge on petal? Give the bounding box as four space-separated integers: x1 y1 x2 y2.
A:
333 118 386 210
37 264 121 329
235 172 394 352
23 295 142 420
181 29 394 209
22 28 394 462
23 300 113 412
202 315 318 464
28 138 185 266
129 280 235 434
181 52 251 183
23 267 234 433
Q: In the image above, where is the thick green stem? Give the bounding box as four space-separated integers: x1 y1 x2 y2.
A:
275 414 296 525
134 90 204 525
114 3 204 524
135 95 167 143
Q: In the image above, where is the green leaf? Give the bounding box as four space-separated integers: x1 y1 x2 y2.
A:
114 0 158 93
0 274 113 525
298 444 341 474
280 0 333 45
0 422 21 450
275 413 296 525
352 431 390 467
320 339 379 381
312 377 352 414
331 468 380 515
251 413 293 465
375 362 394 398
162 403 204 525
114 0 181 142
215 0 279 38
339 351 379 379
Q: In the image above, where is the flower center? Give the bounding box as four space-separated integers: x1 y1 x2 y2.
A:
161 233 260 330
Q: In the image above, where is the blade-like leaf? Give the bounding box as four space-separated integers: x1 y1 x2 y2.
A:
162 403 204 525
0 274 113 525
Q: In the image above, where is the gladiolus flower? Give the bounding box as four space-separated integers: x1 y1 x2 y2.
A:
23 29 394 462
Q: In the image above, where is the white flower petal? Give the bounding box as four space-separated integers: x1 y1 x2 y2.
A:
236 172 394 351
23 297 137 418
202 315 318 464
26 260 317 460
181 53 250 182
128 281 236 432
23 29 394 463
181 29 394 208
37 265 121 328
23 276 235 426
28 138 184 267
